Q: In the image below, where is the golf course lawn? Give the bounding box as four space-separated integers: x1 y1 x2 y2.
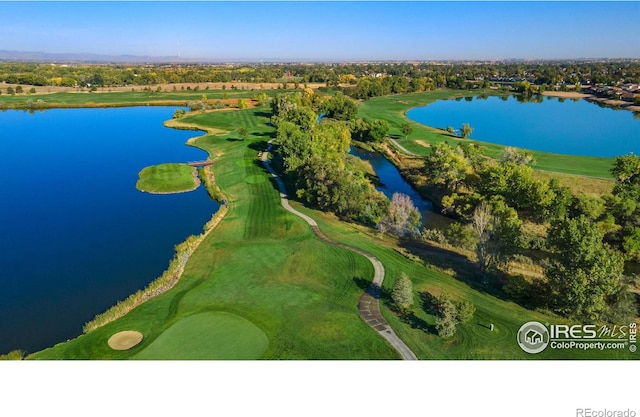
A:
358 90 615 178
136 163 198 193
29 99 635 360
133 311 269 359
30 106 399 360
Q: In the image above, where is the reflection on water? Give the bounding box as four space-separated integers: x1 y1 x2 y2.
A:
349 146 433 224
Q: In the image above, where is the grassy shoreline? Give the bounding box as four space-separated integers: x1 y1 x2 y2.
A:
358 89 616 178
82 162 228 333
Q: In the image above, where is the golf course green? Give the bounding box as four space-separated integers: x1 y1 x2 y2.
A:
133 312 268 359
136 163 199 194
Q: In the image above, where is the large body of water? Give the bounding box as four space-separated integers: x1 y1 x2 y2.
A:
0 107 218 354
407 95 640 157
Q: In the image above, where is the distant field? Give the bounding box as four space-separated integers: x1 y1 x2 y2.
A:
0 88 270 109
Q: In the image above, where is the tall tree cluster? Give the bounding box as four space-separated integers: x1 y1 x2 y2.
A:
271 92 389 225
423 142 638 321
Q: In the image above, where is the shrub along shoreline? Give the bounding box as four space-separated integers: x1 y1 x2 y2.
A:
83 157 227 332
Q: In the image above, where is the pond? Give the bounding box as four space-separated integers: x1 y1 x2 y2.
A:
349 146 433 223
0 107 219 354
407 95 640 158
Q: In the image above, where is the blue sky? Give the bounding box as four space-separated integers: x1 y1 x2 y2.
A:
1 1 639 61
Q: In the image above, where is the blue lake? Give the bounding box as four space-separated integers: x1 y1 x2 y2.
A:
0 107 218 354
407 96 640 158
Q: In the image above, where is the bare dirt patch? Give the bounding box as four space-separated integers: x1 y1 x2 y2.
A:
543 91 590 99
415 140 431 148
108 330 144 350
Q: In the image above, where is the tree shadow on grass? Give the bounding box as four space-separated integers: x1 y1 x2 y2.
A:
248 140 269 151
352 277 392 304
403 311 434 334
253 111 271 119
398 238 506 299
252 131 276 139
419 291 440 316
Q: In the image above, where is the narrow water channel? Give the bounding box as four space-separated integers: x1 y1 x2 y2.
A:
349 146 434 224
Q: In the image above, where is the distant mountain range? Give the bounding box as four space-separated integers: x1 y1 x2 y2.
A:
0 50 205 64
1 50 638 65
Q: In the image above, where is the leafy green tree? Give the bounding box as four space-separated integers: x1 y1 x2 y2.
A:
391 273 414 311
320 92 357 120
471 199 522 271
611 154 640 185
445 222 478 250
238 126 249 141
460 123 473 138
349 118 388 143
546 215 626 320
622 227 640 262
570 193 606 220
7 86 14 95
401 122 413 139
435 294 458 337
456 300 476 323
424 142 471 192
274 121 311 172
15 85 23 94
172 109 186 119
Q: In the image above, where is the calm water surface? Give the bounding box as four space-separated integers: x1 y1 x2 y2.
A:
0 107 218 353
407 96 640 157
349 146 433 223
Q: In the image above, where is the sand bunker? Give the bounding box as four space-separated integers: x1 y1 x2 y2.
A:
108 331 144 350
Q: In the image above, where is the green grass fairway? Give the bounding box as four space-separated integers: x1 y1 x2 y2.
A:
358 90 615 178
31 106 398 360
133 312 268 360
136 163 198 193
245 174 267 184
29 101 636 360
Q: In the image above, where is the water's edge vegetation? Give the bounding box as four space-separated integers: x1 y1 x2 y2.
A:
83 163 227 333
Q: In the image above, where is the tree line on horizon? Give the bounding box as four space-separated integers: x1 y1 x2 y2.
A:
1 60 639 93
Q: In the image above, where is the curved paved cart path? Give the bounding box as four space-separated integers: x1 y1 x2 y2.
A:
261 145 417 360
